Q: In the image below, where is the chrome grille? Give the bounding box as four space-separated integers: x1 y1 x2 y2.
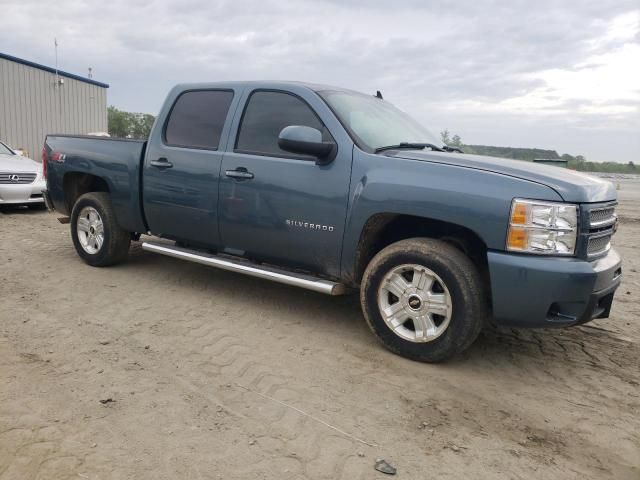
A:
590 207 616 227
0 172 37 184
583 204 616 258
587 235 611 256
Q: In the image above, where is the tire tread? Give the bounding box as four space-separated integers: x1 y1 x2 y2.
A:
70 192 130 267
360 237 487 362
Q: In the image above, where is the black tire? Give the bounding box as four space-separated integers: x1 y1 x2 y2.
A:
360 238 487 362
70 192 130 267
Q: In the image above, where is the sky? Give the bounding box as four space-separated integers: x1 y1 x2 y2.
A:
1 0 639 163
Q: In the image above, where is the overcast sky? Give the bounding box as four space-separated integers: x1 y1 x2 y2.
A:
2 0 639 162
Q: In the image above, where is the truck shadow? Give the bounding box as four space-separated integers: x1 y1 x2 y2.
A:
0 205 48 215
459 323 639 387
125 241 638 383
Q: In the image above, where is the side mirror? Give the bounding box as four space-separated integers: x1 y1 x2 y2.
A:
278 125 337 165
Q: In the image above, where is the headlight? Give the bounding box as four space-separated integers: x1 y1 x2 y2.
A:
506 199 578 255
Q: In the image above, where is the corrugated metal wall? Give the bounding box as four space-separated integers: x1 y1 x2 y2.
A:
0 57 107 159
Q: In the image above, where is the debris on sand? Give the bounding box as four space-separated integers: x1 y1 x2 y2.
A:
374 458 396 475
444 443 467 453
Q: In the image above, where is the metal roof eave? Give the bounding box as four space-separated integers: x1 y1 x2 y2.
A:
0 52 109 89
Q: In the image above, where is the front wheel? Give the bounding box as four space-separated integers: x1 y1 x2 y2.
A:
70 192 130 267
360 238 487 362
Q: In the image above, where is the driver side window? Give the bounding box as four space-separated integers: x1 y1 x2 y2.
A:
235 91 330 159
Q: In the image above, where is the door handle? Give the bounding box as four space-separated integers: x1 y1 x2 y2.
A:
225 167 254 180
150 157 173 169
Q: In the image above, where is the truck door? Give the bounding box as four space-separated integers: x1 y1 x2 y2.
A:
143 88 237 247
218 88 353 278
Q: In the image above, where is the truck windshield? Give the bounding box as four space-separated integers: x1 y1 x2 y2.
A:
318 90 441 152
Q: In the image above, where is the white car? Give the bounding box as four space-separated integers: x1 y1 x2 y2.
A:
0 141 46 207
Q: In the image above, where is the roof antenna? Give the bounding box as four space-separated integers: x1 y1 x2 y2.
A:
375 90 383 99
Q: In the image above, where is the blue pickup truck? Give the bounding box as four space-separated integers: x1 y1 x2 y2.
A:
42 81 622 362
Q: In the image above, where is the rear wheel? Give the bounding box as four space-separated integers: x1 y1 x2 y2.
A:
360 238 487 362
70 192 130 266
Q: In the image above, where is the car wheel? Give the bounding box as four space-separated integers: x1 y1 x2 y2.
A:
70 192 130 267
360 238 487 362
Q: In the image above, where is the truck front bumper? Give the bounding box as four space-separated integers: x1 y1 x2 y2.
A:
487 249 622 327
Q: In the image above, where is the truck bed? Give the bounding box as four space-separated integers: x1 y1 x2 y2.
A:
44 135 147 233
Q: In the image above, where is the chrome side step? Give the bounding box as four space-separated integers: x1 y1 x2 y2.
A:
141 241 348 296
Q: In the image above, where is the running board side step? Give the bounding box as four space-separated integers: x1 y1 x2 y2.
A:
141 241 348 296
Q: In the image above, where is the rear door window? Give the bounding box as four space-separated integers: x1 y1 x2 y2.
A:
164 90 234 149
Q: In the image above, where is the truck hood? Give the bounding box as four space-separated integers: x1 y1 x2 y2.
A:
385 150 616 203
0 154 42 173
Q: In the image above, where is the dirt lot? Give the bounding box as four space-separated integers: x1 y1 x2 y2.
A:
1 181 639 480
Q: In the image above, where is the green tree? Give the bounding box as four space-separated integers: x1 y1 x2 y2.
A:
441 129 466 151
107 106 130 138
450 134 463 148
130 113 155 139
107 106 156 139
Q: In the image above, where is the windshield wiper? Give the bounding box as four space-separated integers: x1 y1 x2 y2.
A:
442 145 464 153
374 142 445 153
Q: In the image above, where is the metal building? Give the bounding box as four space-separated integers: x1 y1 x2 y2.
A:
0 52 108 160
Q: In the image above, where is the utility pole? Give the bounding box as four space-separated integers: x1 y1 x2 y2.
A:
54 38 59 86
54 38 63 126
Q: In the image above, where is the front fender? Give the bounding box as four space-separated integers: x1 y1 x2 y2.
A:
340 149 563 281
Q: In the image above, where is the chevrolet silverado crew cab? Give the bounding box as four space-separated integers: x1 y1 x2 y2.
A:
42 81 622 362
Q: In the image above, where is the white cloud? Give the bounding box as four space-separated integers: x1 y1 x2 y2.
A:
592 10 640 46
416 10 640 161
437 13 640 117
0 0 638 162
468 42 640 117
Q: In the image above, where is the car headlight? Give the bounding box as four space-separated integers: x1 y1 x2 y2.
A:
506 199 578 255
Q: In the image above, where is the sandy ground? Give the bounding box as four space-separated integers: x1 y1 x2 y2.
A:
1 181 639 480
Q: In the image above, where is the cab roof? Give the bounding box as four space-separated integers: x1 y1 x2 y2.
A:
171 80 365 95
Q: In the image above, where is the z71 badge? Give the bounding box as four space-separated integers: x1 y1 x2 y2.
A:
286 219 334 232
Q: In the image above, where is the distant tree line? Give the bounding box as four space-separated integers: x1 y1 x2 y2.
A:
440 129 637 174
107 106 155 139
